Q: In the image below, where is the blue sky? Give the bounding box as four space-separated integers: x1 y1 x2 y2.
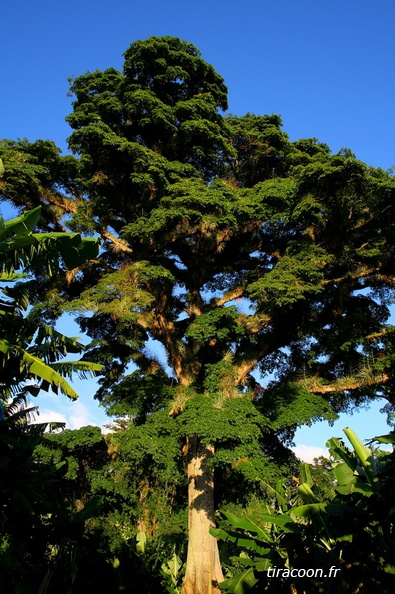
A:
1 0 394 458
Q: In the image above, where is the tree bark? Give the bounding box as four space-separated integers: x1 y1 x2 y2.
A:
183 436 224 594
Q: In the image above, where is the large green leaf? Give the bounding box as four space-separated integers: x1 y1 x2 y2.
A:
370 432 395 445
343 426 378 488
220 567 258 594
298 482 320 504
75 492 104 522
291 503 328 517
21 351 80 399
33 325 85 358
210 528 271 555
222 511 271 541
50 360 103 379
300 462 314 487
0 338 11 354
136 531 147 556
33 232 99 270
254 513 299 533
326 436 357 471
0 232 99 274
0 207 42 240
0 208 102 405
332 460 356 489
0 207 99 280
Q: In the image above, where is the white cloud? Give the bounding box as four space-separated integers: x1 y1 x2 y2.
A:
31 409 67 427
68 401 95 430
292 444 329 463
30 400 110 434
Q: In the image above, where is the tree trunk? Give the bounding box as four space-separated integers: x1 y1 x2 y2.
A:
183 436 224 594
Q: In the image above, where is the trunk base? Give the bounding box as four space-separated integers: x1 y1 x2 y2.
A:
183 437 223 594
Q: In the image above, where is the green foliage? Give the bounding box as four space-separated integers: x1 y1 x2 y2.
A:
262 382 338 433
213 428 395 593
0 206 103 592
0 138 82 230
0 208 101 400
249 242 331 308
101 369 174 420
0 207 98 274
30 426 138 594
119 410 183 484
67 421 188 593
0 404 108 593
224 113 290 186
185 307 245 342
160 550 184 594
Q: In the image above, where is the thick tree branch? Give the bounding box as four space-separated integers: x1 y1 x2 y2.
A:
99 228 133 253
150 290 190 386
211 286 246 307
298 372 390 394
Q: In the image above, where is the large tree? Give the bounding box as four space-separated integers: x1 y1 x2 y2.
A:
1 36 395 593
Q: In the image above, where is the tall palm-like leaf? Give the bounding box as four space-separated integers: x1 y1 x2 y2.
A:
0 205 102 400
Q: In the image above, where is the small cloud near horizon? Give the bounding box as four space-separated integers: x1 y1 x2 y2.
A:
31 402 99 432
31 409 67 426
292 444 329 463
68 402 96 430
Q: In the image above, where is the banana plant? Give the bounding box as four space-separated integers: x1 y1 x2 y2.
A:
160 549 184 594
0 207 102 400
0 206 98 275
212 427 395 593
